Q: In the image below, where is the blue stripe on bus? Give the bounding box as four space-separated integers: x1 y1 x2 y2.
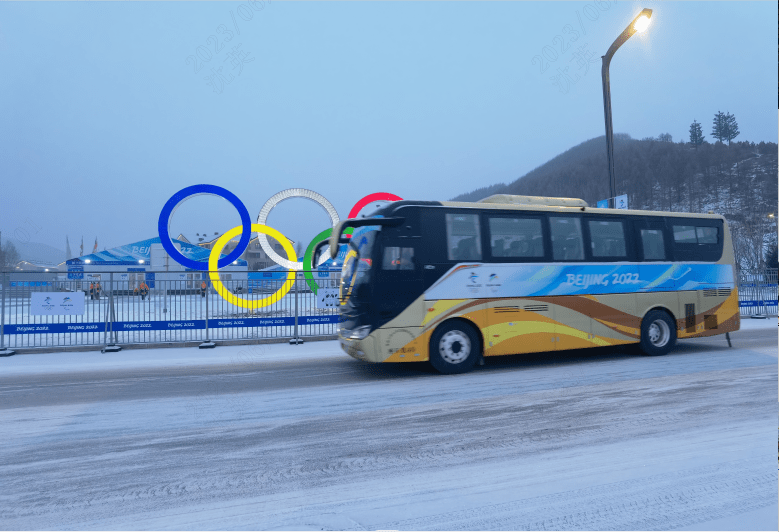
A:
427 263 736 300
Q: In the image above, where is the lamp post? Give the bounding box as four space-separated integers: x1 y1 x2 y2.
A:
602 8 652 208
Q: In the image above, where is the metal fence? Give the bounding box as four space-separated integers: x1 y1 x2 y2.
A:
0 271 341 352
1 268 776 353
737 268 778 317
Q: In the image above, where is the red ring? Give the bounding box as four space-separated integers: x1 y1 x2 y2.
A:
347 192 403 219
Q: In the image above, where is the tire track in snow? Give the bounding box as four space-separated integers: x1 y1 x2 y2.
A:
378 462 777 530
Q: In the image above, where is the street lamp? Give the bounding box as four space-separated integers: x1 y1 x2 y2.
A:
601 8 652 208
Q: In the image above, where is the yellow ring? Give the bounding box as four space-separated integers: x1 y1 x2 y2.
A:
208 224 298 309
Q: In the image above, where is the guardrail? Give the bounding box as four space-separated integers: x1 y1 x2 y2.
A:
0 270 341 353
737 269 778 317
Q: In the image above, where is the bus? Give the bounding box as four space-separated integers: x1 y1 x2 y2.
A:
328 195 740 374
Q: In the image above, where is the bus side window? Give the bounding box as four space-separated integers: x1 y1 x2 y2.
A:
588 220 627 258
550 216 584 261
445 213 482 261
383 247 416 270
670 222 723 261
487 216 544 259
640 229 666 260
672 225 698 244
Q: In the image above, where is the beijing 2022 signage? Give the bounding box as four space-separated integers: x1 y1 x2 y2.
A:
158 185 401 309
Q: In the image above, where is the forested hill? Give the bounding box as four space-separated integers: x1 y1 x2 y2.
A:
449 134 778 269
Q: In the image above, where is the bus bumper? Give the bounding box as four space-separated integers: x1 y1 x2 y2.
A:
339 336 366 361
338 329 381 362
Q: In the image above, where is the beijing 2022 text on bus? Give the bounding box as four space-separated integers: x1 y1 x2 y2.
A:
326 195 740 374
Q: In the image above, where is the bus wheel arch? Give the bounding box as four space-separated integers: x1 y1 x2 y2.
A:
428 318 482 374
639 308 677 356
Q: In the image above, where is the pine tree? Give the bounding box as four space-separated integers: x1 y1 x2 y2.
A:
711 111 727 143
725 112 740 145
689 120 704 148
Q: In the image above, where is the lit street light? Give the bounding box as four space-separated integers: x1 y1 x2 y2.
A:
601 8 653 208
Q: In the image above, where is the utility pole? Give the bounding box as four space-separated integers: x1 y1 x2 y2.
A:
601 8 653 208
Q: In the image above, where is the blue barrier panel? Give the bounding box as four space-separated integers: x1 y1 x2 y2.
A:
5 323 106 334
739 300 779 307
5 316 340 334
210 317 294 328
300 315 340 325
112 320 206 331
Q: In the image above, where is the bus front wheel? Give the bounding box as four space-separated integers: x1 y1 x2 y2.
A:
639 310 677 356
429 321 481 374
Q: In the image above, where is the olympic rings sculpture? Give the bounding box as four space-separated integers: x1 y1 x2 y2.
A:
157 184 402 308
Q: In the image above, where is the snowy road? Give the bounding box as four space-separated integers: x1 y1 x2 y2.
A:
1 322 777 530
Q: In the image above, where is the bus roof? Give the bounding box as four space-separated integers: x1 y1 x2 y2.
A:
380 199 726 221
478 194 588 208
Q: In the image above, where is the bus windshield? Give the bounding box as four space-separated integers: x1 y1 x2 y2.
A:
340 226 380 303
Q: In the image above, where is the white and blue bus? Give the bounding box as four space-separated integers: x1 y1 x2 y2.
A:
330 195 739 374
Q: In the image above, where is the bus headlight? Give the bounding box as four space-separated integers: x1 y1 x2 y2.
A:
349 326 371 340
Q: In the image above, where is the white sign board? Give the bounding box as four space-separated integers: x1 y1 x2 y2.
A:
615 194 628 210
30 292 85 315
316 288 340 309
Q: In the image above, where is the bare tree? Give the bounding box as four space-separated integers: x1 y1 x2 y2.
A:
730 219 769 271
0 241 20 270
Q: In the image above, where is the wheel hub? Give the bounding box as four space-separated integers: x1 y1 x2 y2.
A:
439 331 471 364
648 320 670 347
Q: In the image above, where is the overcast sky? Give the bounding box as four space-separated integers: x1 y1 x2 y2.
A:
1 0 776 257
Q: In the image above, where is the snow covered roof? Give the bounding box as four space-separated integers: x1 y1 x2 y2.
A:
65 237 247 266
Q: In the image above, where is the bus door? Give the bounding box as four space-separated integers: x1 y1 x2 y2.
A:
372 217 425 329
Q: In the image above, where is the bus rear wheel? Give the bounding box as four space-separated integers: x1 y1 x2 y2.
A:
429 321 481 374
639 310 677 356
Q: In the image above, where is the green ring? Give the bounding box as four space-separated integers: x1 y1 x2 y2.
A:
303 227 353 294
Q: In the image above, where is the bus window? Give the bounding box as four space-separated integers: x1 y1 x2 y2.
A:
640 229 666 260
696 227 718 244
669 220 723 261
588 220 626 258
550 216 584 261
673 226 698 244
673 225 720 245
487 217 544 258
382 246 416 270
445 213 482 261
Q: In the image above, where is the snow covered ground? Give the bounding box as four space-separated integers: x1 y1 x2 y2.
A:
0 322 776 530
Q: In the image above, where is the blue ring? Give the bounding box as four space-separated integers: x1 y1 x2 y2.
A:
158 184 252 270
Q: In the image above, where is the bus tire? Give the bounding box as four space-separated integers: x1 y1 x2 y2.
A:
639 310 677 356
429 320 481 374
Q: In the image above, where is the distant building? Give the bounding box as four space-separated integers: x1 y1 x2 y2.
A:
12 260 60 273
64 236 247 291
195 234 296 271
